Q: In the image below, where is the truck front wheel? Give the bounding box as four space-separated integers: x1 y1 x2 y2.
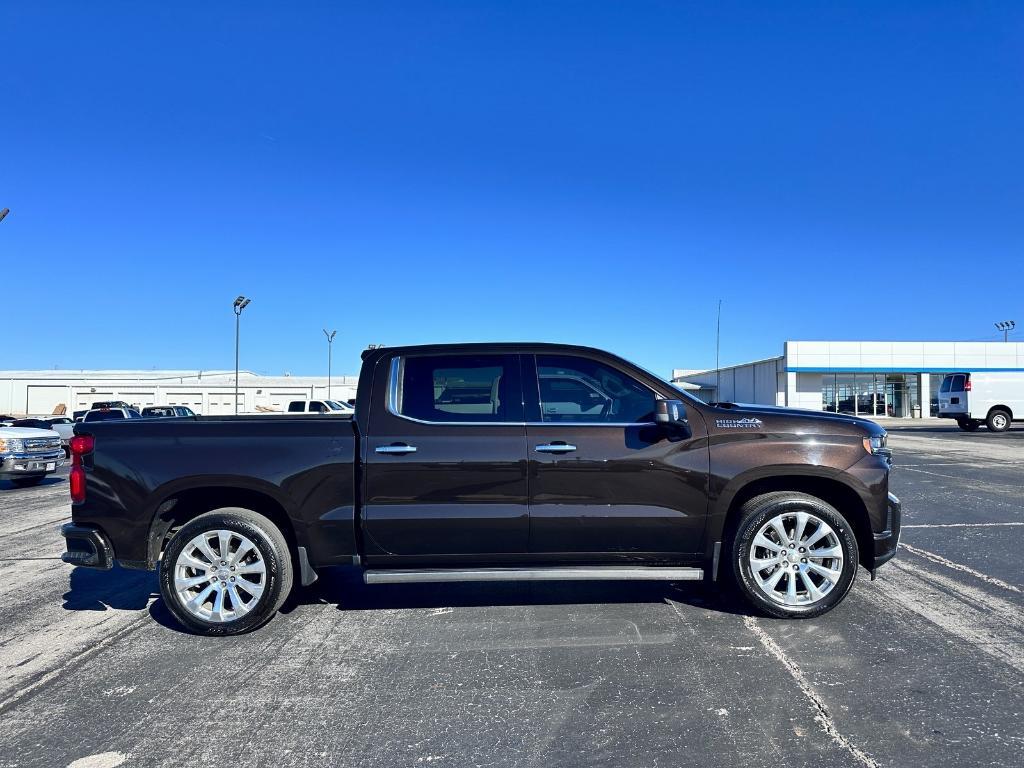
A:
159 508 294 636
729 492 859 619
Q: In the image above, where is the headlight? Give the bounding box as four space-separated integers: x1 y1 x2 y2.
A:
0 438 24 453
862 434 889 455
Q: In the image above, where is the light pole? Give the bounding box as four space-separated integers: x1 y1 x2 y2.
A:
995 320 1016 342
323 329 337 400
0 208 9 224
233 295 251 413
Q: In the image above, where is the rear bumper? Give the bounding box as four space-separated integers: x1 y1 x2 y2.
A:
60 523 114 569
871 492 901 571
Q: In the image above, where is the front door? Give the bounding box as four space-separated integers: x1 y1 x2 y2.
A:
525 353 709 559
362 352 529 563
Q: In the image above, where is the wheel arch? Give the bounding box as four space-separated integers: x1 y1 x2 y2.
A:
987 404 1013 420
713 472 874 571
145 481 300 569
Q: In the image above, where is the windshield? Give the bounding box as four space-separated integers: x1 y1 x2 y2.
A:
326 401 350 411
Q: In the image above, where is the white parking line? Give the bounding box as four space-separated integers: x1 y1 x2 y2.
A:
743 616 880 768
898 542 1022 594
902 522 1024 528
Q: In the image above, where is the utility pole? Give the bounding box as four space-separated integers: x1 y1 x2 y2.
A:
323 329 337 400
0 208 9 224
715 299 722 402
233 296 251 413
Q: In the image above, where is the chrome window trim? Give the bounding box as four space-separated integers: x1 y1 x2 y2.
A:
385 354 657 428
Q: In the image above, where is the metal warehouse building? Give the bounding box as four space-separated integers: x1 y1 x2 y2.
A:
0 370 359 417
675 341 1024 419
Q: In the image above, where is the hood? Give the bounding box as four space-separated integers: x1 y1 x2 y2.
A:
0 427 62 439
708 402 885 436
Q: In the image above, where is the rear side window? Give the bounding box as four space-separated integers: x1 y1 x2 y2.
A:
287 401 305 413
951 374 966 392
393 354 521 423
536 355 656 424
940 376 953 394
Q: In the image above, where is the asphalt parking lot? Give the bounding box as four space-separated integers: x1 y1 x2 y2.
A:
1 425 1022 768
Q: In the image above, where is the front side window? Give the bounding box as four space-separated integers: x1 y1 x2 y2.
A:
535 355 656 423
394 354 518 423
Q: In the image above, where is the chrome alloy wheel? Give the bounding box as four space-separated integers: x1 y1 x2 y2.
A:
748 511 844 607
173 529 267 623
992 412 1009 430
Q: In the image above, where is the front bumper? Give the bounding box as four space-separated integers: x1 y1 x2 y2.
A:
871 492 901 574
0 451 64 478
61 523 114 569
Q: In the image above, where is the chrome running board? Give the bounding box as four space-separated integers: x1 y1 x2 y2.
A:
363 566 704 585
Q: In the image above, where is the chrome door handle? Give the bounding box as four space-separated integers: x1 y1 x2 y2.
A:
535 443 577 454
375 444 417 455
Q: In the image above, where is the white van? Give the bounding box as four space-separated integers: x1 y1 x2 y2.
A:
937 371 1024 432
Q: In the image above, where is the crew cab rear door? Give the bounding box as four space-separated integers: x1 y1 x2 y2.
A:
362 352 529 561
523 353 709 558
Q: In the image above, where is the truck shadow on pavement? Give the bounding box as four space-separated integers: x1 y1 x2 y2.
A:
63 566 756 634
0 476 66 491
296 567 757 619
62 564 158 612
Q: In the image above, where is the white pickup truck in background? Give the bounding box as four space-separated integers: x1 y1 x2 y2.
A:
283 399 354 415
937 371 1024 432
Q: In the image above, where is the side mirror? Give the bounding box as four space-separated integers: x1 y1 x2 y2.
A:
655 398 688 426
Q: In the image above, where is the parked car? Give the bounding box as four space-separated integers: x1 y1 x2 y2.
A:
0 426 63 487
0 415 19 427
82 407 142 422
284 399 354 415
62 342 899 635
72 410 88 422
11 418 74 456
141 406 197 418
937 371 1024 432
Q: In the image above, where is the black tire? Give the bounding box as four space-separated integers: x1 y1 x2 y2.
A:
986 409 1012 433
729 492 859 620
10 476 44 488
957 419 980 432
159 508 293 636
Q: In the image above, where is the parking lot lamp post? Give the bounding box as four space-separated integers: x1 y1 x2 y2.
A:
323 329 337 400
995 320 1015 342
233 296 251 414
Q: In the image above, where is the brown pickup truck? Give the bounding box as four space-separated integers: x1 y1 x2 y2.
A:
62 342 900 635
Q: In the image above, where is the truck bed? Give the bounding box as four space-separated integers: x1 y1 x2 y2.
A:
71 415 358 570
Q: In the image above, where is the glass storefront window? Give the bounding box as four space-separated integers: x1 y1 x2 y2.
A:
820 372 922 418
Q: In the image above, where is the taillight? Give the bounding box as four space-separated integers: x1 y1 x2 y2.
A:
964 376 972 392
69 435 94 503
70 435 94 456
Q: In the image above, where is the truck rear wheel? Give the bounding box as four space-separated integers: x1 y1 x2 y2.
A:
729 492 859 619
986 409 1011 433
159 508 294 636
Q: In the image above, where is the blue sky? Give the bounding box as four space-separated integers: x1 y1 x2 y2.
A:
2 1 1022 378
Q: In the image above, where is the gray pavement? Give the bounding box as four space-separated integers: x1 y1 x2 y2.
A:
0 424 1022 767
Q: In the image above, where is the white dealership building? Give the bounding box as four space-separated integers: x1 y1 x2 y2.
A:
675 340 1024 419
0 369 359 417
